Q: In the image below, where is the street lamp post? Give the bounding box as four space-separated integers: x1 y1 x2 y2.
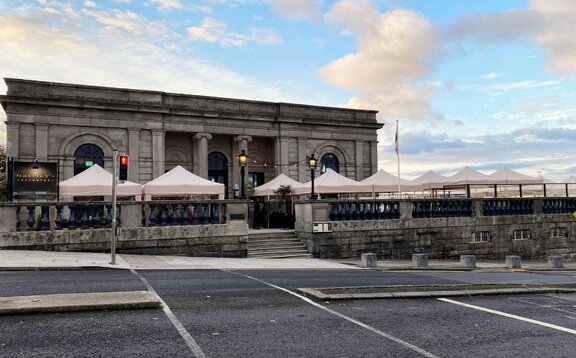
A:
239 149 247 199
308 154 317 200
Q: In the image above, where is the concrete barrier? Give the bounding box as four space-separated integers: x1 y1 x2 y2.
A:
548 256 564 268
460 255 476 269
361 253 377 268
412 254 428 268
505 255 522 269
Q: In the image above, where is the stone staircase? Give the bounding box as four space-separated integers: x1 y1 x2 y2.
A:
247 230 312 259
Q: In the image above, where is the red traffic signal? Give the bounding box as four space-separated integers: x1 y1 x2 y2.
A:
119 155 129 181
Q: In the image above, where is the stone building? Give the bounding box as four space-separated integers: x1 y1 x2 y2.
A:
1 78 382 197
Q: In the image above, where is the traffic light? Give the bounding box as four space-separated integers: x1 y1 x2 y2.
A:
119 155 129 181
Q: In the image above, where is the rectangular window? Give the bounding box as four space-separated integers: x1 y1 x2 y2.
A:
471 231 490 243
550 227 567 238
513 229 531 240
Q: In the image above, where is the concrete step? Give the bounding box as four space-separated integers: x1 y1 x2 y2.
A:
248 252 312 259
249 242 304 248
249 246 309 254
249 239 302 245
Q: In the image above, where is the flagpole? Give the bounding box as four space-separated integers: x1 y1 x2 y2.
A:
395 120 401 195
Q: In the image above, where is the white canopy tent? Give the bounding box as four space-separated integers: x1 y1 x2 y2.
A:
488 167 543 184
142 165 225 198
411 170 448 189
293 169 372 195
253 173 303 196
562 175 576 184
361 169 422 193
59 164 142 197
441 167 500 186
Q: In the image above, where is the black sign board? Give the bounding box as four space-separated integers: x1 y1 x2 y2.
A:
12 161 58 200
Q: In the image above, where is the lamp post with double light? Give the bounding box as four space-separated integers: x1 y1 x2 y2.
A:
309 154 317 200
239 149 247 199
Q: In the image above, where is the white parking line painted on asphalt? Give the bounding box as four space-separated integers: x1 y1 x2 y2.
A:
227 270 440 358
438 298 576 335
130 269 207 358
511 297 576 316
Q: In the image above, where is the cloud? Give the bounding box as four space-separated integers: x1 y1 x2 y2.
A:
448 0 576 76
481 72 498 79
146 0 183 12
84 1 97 8
187 17 282 47
82 9 169 36
320 1 440 118
267 0 322 21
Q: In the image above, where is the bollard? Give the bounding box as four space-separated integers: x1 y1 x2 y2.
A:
460 255 476 269
505 255 522 269
361 253 377 268
548 256 564 269
412 254 428 268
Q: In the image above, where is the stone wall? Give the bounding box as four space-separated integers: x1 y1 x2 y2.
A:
0 201 249 257
295 200 576 260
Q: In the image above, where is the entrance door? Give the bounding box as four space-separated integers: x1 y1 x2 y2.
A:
208 152 228 197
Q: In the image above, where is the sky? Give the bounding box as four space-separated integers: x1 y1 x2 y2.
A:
0 0 575 181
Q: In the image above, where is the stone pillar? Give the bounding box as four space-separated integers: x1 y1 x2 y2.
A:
195 133 212 179
505 255 522 269
412 254 428 268
355 140 364 181
275 137 289 176
128 129 140 182
5 123 20 158
35 124 49 161
297 137 307 182
152 130 165 179
370 141 378 175
234 135 252 196
548 256 564 268
460 255 476 269
361 253 377 268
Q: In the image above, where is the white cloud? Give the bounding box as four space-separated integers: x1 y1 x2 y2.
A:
83 1 97 9
448 0 576 76
320 0 440 118
146 0 183 12
187 17 282 47
481 72 498 79
267 0 322 21
82 9 168 36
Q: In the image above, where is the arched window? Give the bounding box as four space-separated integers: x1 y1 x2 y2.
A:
320 153 339 173
74 144 104 175
208 152 228 196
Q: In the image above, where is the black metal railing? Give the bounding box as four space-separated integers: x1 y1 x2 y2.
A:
412 200 472 218
482 199 534 216
329 201 400 221
542 198 576 214
14 201 227 231
144 202 226 227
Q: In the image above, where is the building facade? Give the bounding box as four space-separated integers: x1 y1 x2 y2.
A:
1 78 382 197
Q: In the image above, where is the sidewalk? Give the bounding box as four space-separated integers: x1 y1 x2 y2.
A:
1 249 575 271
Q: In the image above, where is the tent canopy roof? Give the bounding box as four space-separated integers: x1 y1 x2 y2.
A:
361 169 422 192
488 167 543 185
253 173 302 196
562 175 576 184
142 165 225 196
293 169 371 195
440 167 500 186
59 164 141 196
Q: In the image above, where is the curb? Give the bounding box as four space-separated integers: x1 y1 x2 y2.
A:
0 291 162 315
0 266 131 271
297 285 576 301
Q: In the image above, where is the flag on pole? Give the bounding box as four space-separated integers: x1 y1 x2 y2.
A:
394 120 399 155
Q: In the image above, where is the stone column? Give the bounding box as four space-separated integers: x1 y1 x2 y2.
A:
128 129 140 182
35 124 49 161
5 123 19 158
234 135 252 196
355 140 364 181
152 130 165 179
195 133 212 179
370 141 378 175
297 137 307 182
275 137 289 176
